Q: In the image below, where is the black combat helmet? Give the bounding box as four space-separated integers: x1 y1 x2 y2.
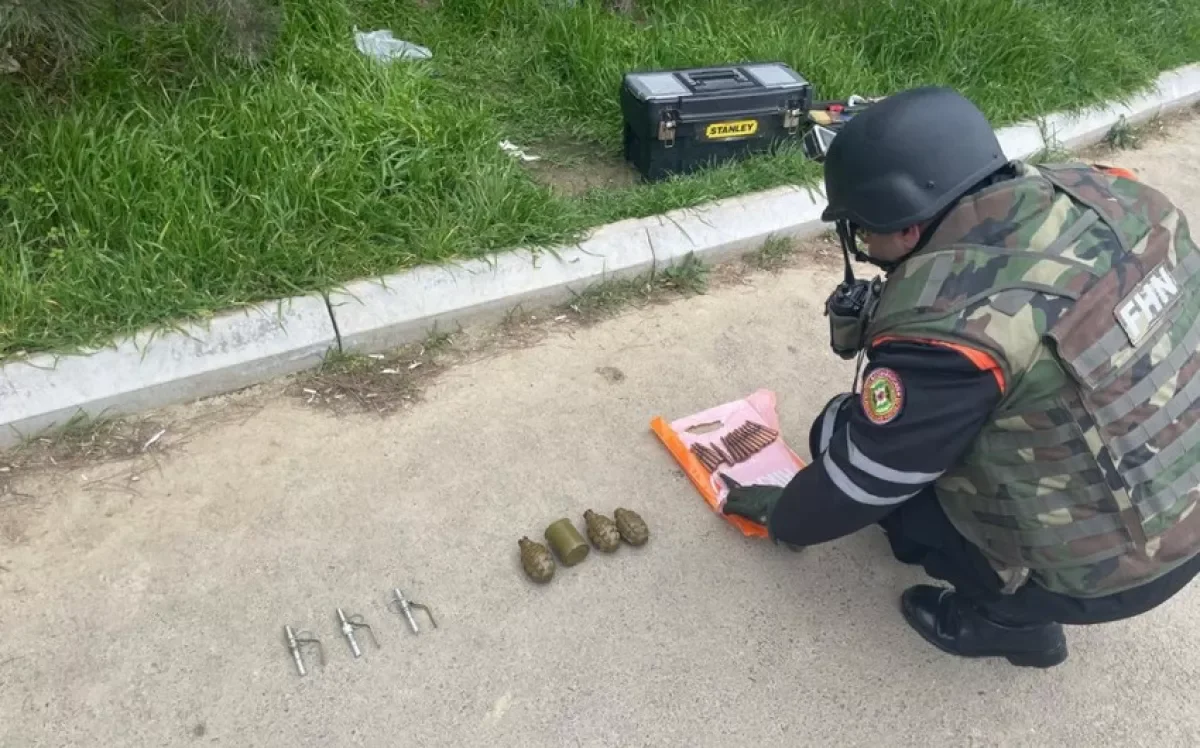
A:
821 86 1006 233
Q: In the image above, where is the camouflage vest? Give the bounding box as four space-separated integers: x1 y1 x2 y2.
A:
866 161 1200 598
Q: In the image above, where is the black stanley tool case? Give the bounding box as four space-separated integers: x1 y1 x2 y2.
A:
620 62 813 181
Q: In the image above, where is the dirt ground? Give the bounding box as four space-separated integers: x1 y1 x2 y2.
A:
3 111 1200 748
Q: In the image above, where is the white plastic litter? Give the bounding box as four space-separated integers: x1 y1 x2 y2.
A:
499 140 541 162
353 28 432 62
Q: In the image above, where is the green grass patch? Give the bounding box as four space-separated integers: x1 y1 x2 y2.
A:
3 0 1199 357
747 235 800 273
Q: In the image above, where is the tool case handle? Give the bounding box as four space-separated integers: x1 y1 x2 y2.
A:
679 67 756 92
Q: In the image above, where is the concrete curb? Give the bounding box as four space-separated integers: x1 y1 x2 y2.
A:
1039 65 1200 152
330 184 828 354
3 63 1199 447
1 295 337 448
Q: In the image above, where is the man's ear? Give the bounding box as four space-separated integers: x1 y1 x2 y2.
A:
901 224 923 249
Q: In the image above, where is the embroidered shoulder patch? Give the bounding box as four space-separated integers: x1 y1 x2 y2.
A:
862 367 904 424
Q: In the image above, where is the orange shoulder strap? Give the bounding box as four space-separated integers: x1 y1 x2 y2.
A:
1094 164 1138 181
872 335 1006 394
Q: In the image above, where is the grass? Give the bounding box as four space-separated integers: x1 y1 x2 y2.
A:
747 235 799 273
288 333 454 416
1 411 172 470
3 0 1200 358
1105 116 1143 150
565 251 708 321
1098 112 1181 152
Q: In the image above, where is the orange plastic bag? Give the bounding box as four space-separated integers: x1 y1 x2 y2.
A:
650 389 806 538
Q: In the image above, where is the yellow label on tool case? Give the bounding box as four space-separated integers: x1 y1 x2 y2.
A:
704 119 759 139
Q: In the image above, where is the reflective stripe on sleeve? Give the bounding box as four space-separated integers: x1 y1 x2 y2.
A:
845 431 944 485
818 394 852 455
822 451 926 507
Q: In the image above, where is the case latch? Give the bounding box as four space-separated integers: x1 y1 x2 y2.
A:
658 112 678 147
783 105 801 134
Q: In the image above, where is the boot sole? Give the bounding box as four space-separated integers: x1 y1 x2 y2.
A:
901 601 1068 669
1003 647 1069 668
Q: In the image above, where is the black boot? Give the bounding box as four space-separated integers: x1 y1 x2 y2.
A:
900 585 1068 668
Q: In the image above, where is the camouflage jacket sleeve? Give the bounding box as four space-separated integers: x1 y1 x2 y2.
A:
767 340 1003 546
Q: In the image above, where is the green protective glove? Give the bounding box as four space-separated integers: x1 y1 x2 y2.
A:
718 473 783 528
719 473 804 551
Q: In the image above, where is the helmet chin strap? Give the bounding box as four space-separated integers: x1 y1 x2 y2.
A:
834 220 859 285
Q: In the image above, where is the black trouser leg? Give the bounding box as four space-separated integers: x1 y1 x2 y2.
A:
878 487 1200 627
878 487 1018 613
